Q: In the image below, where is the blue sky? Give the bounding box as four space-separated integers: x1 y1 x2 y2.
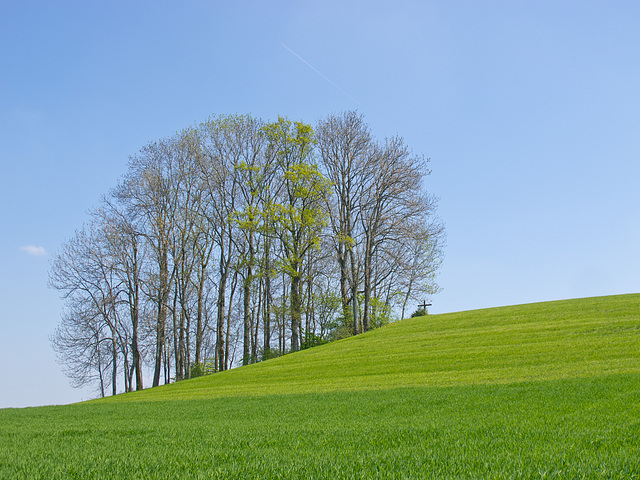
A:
1 1 638 408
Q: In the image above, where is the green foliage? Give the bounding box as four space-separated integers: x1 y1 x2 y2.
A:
410 307 428 317
231 204 262 232
300 332 329 350
261 116 316 166
329 308 355 341
262 164 329 246
241 352 260 366
326 295 396 341
311 291 343 339
259 347 285 361
284 163 332 201
367 297 396 329
330 322 355 341
189 360 216 378
2 294 639 478
259 118 331 286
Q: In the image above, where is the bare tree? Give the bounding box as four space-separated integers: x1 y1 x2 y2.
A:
50 297 112 397
396 216 445 319
358 137 429 332
316 111 373 334
49 224 123 396
94 196 146 391
198 115 244 371
215 114 268 365
121 138 180 387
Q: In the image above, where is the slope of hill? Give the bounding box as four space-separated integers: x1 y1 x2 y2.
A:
103 293 640 402
1 294 639 479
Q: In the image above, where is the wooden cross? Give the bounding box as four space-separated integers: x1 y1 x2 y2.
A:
418 300 432 309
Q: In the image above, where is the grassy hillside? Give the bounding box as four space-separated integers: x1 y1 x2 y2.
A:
1 294 639 479
104 293 640 402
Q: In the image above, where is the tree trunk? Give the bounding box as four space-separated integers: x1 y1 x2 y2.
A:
363 235 372 333
216 248 228 372
305 263 313 343
195 261 206 366
290 261 301 352
178 308 186 380
337 244 350 320
172 288 181 381
349 248 359 335
123 353 131 393
98 354 105 398
401 277 414 320
185 306 191 379
243 232 255 365
243 272 251 365
153 245 169 387
225 271 238 370
252 277 261 363
263 239 272 354
111 332 117 396
131 268 143 390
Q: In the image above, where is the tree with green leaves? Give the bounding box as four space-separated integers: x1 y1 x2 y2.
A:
263 117 331 351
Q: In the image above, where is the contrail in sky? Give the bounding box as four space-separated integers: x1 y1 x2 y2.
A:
280 42 357 104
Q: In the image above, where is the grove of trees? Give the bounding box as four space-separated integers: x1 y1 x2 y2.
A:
49 111 444 397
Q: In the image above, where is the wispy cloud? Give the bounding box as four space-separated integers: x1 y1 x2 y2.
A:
19 245 47 256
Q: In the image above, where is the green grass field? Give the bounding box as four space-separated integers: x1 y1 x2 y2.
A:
1 294 639 478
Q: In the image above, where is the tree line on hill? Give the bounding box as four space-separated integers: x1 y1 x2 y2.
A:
49 111 444 397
